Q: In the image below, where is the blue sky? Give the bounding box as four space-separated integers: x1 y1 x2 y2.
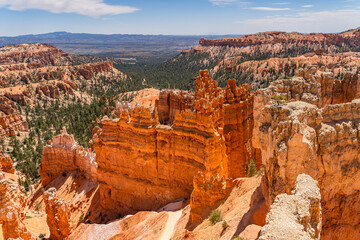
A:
0 0 359 36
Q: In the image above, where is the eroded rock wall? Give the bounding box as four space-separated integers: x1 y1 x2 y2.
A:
253 69 360 239
223 80 261 178
156 90 194 124
0 179 33 240
94 70 229 215
44 188 73 240
0 113 28 137
39 128 97 186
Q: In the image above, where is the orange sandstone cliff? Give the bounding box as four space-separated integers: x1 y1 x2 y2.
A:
0 177 33 240
40 127 97 186
94 70 233 216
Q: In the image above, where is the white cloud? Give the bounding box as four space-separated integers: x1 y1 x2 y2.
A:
209 0 237 5
302 5 313 8
0 0 139 18
249 7 291 11
236 9 360 34
271 2 290 5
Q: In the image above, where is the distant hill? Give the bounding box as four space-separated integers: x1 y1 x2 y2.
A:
0 32 243 55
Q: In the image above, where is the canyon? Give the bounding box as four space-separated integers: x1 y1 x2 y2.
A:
1 30 360 240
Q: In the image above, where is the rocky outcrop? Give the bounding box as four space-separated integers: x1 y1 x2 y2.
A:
223 80 261 178
0 96 17 115
259 174 322 240
77 61 114 80
94 70 230 216
212 52 360 90
39 128 97 186
0 113 28 137
190 173 235 224
0 43 71 67
56 82 74 95
0 150 15 173
0 179 33 240
44 188 73 240
253 69 360 239
199 29 360 49
36 84 60 98
4 91 31 106
156 90 194 124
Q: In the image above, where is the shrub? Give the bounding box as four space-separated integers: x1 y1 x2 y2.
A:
209 209 222 224
272 94 288 105
34 200 41 212
245 159 257 177
222 220 228 230
39 233 46 239
79 214 85 222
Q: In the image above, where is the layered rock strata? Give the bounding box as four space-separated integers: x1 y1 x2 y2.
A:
39 128 97 186
44 188 74 240
94 70 229 215
199 29 360 49
156 89 194 124
0 113 28 137
0 179 33 240
223 80 261 178
190 173 235 223
259 174 322 240
253 69 360 239
0 43 70 68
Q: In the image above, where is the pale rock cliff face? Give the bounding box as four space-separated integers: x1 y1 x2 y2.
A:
254 66 360 111
0 179 33 240
259 174 322 240
253 69 360 240
39 128 97 186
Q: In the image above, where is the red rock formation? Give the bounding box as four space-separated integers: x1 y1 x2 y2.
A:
0 179 33 240
94 70 230 216
212 52 360 90
56 82 74 95
0 113 28 137
64 80 77 89
4 91 31 106
0 150 15 173
77 61 113 80
44 188 74 240
0 43 71 67
253 68 360 240
40 128 97 186
156 90 194 124
223 80 261 178
254 66 360 109
36 84 60 98
199 29 360 48
190 173 235 224
0 96 17 115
